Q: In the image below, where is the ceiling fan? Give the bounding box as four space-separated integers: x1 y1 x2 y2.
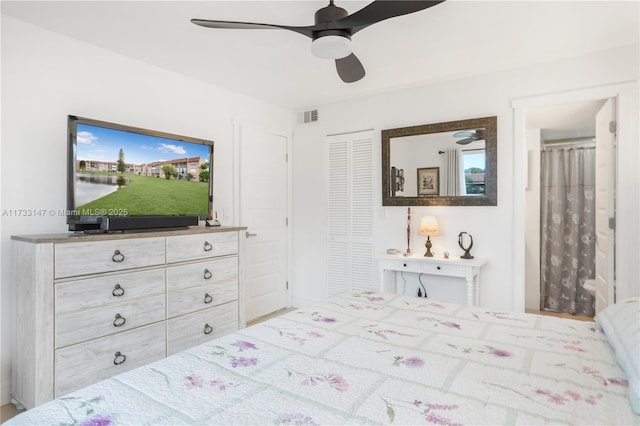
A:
453 129 485 145
191 1 446 83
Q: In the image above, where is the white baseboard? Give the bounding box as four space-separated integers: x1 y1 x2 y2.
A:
2 377 10 405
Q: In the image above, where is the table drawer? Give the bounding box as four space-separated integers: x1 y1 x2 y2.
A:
55 269 165 314
381 259 422 274
167 302 238 356
166 257 238 292
421 262 459 276
55 237 165 278
166 231 238 263
167 279 238 318
55 294 166 348
55 322 165 397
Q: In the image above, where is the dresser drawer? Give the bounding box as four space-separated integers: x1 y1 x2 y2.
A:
55 237 165 278
55 269 165 314
166 231 238 263
55 294 166 348
167 302 238 356
167 279 238 318
421 262 459 276
166 257 238 292
55 322 166 397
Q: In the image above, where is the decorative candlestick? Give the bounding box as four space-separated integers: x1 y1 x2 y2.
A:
406 207 411 255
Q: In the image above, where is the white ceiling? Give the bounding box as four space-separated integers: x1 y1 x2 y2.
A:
2 1 638 110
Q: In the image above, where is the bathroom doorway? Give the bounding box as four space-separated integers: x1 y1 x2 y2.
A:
524 98 616 317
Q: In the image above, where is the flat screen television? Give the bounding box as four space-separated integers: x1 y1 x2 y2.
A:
67 115 214 232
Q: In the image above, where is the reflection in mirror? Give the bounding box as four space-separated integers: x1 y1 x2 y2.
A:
382 116 497 206
390 131 486 197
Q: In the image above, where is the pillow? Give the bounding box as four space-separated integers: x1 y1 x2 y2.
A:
596 297 640 414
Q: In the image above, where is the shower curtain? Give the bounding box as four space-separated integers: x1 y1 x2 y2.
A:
540 147 596 317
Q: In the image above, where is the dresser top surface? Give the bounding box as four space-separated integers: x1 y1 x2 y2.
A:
12 226 247 244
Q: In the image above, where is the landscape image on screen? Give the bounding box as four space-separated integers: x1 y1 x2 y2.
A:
75 123 211 216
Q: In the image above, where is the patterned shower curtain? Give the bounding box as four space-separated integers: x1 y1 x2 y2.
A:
540 147 596 317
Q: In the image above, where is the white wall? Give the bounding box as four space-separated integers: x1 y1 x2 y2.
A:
0 16 292 404
291 44 639 311
524 129 541 311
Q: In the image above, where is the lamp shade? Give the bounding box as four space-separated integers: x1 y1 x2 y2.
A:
418 216 439 236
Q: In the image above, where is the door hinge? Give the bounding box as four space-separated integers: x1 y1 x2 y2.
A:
286 153 289 163
609 217 616 230
286 217 289 226
286 281 289 290
609 120 617 134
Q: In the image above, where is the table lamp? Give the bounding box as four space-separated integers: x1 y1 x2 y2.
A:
418 216 439 257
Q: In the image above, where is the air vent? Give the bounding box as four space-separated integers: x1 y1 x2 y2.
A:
297 109 318 124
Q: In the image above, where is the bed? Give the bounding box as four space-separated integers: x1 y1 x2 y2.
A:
6 291 639 425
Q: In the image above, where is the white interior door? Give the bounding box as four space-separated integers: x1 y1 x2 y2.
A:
240 126 288 321
594 98 616 313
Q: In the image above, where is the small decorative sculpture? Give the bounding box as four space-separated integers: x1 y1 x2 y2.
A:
458 232 474 259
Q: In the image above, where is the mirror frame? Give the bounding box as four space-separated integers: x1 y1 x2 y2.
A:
382 116 497 206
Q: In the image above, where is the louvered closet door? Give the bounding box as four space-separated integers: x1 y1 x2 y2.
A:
327 130 374 296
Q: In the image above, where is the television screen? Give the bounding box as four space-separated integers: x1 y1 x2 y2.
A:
67 115 214 232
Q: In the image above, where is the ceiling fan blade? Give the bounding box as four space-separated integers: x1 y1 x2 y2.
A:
191 19 316 38
335 53 365 83
455 137 476 145
453 131 476 138
333 1 446 35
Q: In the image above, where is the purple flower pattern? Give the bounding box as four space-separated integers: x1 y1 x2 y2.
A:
80 416 112 426
392 355 425 368
362 324 416 340
277 413 319 426
534 388 599 406
447 343 513 358
384 397 460 426
277 329 326 345
416 315 462 330
300 373 349 392
554 364 628 387
212 341 259 368
184 374 239 391
299 311 337 323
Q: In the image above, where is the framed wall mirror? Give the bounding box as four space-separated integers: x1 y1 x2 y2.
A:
382 116 497 206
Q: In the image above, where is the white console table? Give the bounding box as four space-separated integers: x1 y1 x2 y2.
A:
373 254 488 306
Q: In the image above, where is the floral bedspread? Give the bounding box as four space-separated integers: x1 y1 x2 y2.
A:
7 291 638 425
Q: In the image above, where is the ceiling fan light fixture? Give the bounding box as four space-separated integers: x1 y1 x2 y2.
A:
311 35 352 59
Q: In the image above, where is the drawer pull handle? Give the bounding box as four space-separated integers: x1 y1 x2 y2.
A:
204 293 213 304
112 250 125 263
203 241 213 252
204 323 213 335
113 313 126 327
113 351 126 365
203 269 212 280
112 284 125 297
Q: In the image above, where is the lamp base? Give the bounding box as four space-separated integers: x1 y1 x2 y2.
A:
424 237 434 257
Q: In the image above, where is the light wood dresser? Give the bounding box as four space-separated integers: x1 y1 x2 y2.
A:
10 226 246 409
